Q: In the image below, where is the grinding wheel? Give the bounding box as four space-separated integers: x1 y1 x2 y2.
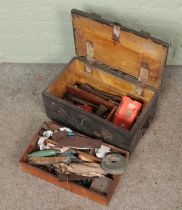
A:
101 153 127 174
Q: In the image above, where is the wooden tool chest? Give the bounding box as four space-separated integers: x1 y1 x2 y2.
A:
19 9 168 206
42 9 168 153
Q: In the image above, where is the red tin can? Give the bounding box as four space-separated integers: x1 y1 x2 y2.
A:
113 96 142 130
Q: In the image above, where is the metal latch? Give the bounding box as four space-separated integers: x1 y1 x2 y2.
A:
138 62 149 83
112 25 120 43
86 40 95 62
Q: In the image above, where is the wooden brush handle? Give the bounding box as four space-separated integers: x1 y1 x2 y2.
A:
28 156 70 165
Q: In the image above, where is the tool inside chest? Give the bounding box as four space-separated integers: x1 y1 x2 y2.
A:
48 58 146 130
19 121 129 206
45 57 156 130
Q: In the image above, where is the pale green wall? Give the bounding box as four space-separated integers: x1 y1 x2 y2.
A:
0 0 182 64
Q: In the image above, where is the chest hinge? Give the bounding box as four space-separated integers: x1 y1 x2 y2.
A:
135 62 149 96
138 62 149 83
86 40 95 63
112 25 121 43
85 40 95 73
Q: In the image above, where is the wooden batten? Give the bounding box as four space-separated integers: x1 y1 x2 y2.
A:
71 9 168 89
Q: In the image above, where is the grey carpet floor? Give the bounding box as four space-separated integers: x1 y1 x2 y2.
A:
0 63 181 210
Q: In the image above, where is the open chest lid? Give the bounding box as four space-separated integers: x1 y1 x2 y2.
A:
71 9 168 89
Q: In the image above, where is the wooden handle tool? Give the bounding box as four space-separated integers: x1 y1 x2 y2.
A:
28 156 71 165
66 85 115 110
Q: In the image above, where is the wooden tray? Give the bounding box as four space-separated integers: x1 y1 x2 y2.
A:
19 121 129 206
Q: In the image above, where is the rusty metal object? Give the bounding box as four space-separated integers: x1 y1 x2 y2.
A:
52 130 67 140
90 177 113 194
77 104 93 112
65 94 98 108
78 84 121 102
95 104 107 117
106 106 117 121
66 85 115 110
28 149 76 158
54 134 102 149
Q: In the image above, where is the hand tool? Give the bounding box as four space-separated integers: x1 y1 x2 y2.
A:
94 104 107 117
77 84 121 102
77 104 93 112
66 85 115 110
53 133 102 149
28 149 76 158
90 177 113 195
77 151 101 162
101 153 127 174
28 156 71 165
52 130 67 140
106 106 117 121
113 96 142 130
78 154 94 162
54 162 106 177
64 94 98 108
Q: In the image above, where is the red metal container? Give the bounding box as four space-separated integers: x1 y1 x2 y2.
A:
113 96 142 130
